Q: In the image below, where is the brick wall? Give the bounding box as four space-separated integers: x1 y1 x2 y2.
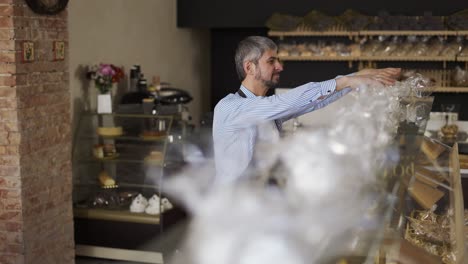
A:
0 0 74 263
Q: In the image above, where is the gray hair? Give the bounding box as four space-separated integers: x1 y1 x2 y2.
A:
235 36 277 81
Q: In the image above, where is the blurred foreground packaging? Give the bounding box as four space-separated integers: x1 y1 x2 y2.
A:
164 74 465 264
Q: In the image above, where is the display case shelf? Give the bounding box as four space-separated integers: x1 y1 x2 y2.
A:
74 182 160 190
74 207 160 225
80 135 169 142
78 158 164 166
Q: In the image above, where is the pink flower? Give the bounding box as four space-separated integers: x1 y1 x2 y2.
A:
86 63 124 94
98 64 115 76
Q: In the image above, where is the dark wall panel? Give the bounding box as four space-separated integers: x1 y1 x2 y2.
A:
178 0 468 28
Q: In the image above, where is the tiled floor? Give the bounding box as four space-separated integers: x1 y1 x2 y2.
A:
75 220 188 264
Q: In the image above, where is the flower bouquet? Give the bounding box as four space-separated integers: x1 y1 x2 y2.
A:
87 64 124 113
87 64 124 94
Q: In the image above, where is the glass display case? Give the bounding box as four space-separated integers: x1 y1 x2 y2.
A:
324 146 465 264
366 94 465 263
330 96 465 263
72 112 187 264
379 137 465 264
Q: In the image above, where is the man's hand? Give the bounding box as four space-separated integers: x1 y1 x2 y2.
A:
336 68 401 91
355 68 401 80
336 75 392 91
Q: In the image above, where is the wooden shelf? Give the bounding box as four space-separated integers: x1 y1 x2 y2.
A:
279 55 456 62
456 56 468 62
269 30 465 38
360 30 457 36
74 207 160 224
269 30 357 37
279 55 357 61
359 56 455 62
433 87 468 93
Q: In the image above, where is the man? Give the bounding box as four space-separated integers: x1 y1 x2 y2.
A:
213 36 400 184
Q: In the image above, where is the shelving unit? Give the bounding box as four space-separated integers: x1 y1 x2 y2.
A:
74 207 161 224
269 28 468 93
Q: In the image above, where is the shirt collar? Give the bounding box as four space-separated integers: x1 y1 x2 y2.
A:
239 85 260 98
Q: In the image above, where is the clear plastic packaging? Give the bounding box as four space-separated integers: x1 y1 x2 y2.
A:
165 76 464 264
426 37 445 57
451 66 468 87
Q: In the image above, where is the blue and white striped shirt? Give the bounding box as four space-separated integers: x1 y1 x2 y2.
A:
213 79 349 184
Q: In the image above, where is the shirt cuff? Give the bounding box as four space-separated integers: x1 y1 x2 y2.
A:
319 79 336 96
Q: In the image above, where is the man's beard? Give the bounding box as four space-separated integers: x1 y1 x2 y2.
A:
255 71 280 89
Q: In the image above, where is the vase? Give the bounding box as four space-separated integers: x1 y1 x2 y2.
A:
97 93 112 113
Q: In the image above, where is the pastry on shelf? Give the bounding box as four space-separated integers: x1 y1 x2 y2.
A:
288 46 300 57
418 12 445 30
140 130 167 139
303 10 336 31
349 44 360 57
265 12 302 31
119 191 139 205
145 194 161 215
426 37 445 57
297 43 312 57
161 197 173 212
440 124 458 139
392 36 417 57
144 151 164 165
306 43 323 56
277 43 292 57
460 154 468 169
321 46 336 57
98 171 118 188
130 194 148 213
451 66 468 87
447 9 468 30
97 126 123 137
334 43 352 57
93 144 105 159
93 144 119 160
89 190 120 208
360 39 380 56
459 46 468 57
440 39 463 56
278 49 289 57
338 9 370 31
408 39 429 56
